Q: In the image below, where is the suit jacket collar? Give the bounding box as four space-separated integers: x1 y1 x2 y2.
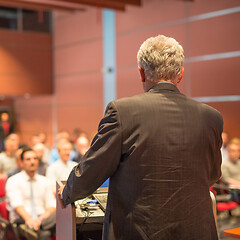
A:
147 82 181 94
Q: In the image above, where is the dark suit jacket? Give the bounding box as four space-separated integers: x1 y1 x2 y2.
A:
63 83 223 240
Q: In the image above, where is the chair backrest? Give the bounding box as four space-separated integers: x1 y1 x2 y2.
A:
0 201 8 220
210 191 217 226
0 201 21 240
0 177 7 198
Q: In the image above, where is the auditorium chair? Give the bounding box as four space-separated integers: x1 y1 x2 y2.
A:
0 201 21 240
0 201 8 220
0 176 7 200
0 201 56 240
210 191 217 225
212 179 239 216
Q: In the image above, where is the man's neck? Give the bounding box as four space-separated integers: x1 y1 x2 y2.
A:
61 159 68 165
229 159 238 164
158 80 176 85
25 170 36 179
144 79 177 92
5 150 15 157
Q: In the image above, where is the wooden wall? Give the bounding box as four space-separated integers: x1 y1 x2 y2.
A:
0 29 52 95
116 0 240 138
7 0 240 146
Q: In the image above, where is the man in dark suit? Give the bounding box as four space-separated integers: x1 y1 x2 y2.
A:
60 35 223 240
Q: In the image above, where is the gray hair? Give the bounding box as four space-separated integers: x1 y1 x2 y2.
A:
137 35 184 82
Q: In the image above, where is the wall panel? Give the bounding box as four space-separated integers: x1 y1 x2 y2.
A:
207 101 240 138
55 74 102 105
11 0 240 145
15 95 53 146
54 9 102 47
188 13 240 56
116 0 240 138
0 30 53 95
190 58 240 97
188 0 240 16
53 9 103 141
55 41 102 76
57 105 101 136
116 1 186 35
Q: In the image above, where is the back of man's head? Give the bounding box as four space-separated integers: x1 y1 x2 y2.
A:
76 135 90 155
137 35 184 83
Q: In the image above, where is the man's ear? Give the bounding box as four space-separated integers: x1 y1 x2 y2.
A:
138 66 145 83
177 67 184 83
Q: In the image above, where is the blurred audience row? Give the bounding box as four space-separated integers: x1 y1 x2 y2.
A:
1 130 240 186
0 131 90 185
0 130 91 239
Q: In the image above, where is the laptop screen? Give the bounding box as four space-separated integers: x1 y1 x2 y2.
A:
100 178 109 188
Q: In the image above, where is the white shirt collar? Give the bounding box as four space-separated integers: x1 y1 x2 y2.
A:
21 170 38 181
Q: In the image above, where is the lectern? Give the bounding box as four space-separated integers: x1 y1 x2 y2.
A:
56 181 105 240
56 181 76 240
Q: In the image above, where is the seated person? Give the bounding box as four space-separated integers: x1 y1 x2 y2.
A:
0 136 19 177
49 131 75 164
46 140 77 193
6 148 56 240
221 131 229 163
222 139 240 186
33 143 49 176
31 132 50 164
73 134 90 163
38 132 51 163
7 148 23 179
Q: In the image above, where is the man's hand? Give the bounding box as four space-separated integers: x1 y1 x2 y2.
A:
39 211 50 221
58 185 64 198
39 207 56 221
58 185 65 209
25 217 41 231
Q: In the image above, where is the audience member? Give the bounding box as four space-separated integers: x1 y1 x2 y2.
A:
6 148 56 240
1 112 11 137
73 134 90 163
31 134 41 146
0 122 5 152
7 148 23 179
31 133 50 163
0 136 18 177
46 140 77 192
8 133 20 146
221 131 229 163
49 131 75 163
230 137 240 146
221 139 240 186
33 143 49 176
71 128 82 144
37 132 50 163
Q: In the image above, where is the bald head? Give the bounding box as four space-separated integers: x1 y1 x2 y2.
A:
76 136 90 156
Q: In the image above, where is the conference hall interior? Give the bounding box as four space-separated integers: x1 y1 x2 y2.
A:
0 0 240 239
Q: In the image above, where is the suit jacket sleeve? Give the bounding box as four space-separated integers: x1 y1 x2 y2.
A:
62 101 122 206
209 110 223 186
